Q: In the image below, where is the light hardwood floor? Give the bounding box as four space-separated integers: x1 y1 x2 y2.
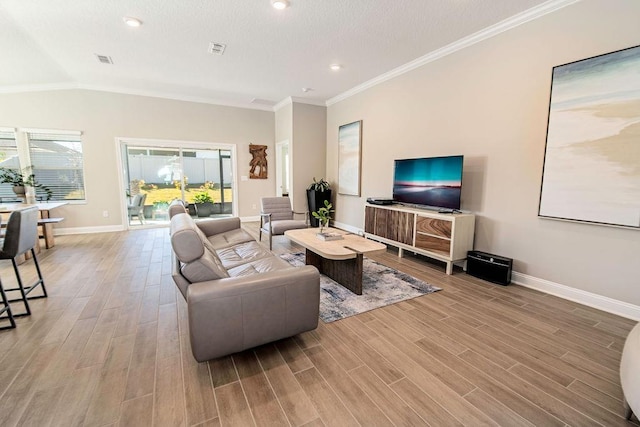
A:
0 223 637 426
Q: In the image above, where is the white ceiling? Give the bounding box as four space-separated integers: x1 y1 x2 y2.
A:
1 0 565 110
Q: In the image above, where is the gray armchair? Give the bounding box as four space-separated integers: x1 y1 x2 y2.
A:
128 193 147 224
259 197 308 250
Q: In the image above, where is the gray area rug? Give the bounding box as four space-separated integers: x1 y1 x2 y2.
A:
280 252 441 323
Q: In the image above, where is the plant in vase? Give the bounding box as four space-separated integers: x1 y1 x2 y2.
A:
306 177 331 227
311 200 334 234
193 190 214 217
0 167 53 201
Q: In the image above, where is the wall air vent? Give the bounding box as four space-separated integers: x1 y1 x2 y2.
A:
208 42 226 55
96 54 113 64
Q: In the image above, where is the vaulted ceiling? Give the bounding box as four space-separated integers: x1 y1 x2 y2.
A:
1 0 561 110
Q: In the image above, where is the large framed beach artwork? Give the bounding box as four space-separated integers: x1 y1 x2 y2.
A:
338 120 363 196
538 44 640 229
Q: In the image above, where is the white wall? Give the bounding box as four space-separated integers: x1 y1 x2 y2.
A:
326 0 640 307
275 101 327 213
292 103 327 213
0 89 275 228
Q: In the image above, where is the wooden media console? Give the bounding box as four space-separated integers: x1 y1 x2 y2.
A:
364 204 475 274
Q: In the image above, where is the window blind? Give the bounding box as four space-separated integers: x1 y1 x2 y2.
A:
0 131 20 201
27 132 86 201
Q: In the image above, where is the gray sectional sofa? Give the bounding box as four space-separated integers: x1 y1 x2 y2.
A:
168 203 320 362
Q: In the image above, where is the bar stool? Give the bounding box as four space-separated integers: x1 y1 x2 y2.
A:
0 206 47 318
0 215 16 329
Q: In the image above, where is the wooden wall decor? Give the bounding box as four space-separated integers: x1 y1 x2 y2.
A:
249 144 268 179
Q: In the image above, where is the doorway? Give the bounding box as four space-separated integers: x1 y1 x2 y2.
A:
275 140 291 198
118 139 237 228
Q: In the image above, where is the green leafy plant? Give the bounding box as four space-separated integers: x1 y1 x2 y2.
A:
307 177 330 192
0 167 53 200
193 191 213 204
153 200 169 209
311 200 334 232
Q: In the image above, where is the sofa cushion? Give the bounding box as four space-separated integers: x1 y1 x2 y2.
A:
207 228 256 250
217 241 272 269
181 249 229 282
265 220 307 235
171 213 229 282
170 214 205 263
227 257 292 277
168 200 188 218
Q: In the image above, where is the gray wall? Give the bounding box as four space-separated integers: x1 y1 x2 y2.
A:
326 0 640 306
0 89 275 228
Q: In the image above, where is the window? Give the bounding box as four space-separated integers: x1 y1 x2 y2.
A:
0 129 20 201
0 128 85 202
27 132 85 200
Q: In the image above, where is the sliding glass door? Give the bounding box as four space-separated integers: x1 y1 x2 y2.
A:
121 140 235 226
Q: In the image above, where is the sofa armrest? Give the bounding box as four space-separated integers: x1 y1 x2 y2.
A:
186 266 320 361
196 217 241 236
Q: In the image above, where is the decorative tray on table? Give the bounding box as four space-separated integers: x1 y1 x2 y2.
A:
316 232 344 241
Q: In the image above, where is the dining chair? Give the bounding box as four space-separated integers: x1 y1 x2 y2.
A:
0 217 16 329
0 206 47 318
259 197 308 250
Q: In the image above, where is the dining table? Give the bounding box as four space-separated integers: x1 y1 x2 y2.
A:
0 202 68 250
0 201 68 218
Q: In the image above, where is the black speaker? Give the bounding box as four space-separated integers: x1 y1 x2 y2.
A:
466 250 512 285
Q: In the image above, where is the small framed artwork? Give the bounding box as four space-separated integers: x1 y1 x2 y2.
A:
338 120 362 196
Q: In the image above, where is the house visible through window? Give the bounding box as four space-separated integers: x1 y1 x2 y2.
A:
0 128 85 202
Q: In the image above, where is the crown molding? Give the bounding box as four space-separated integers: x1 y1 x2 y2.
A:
0 82 276 112
273 96 327 111
326 0 579 106
273 97 293 111
289 96 327 108
0 82 79 94
76 84 275 112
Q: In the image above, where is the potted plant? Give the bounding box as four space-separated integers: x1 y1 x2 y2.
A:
306 177 331 227
0 167 53 201
193 191 214 217
311 200 334 233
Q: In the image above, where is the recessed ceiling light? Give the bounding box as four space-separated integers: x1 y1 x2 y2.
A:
330 64 342 71
302 87 313 93
123 16 142 27
271 0 290 10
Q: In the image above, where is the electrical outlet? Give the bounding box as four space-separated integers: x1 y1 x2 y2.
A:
252 204 257 210
103 210 109 217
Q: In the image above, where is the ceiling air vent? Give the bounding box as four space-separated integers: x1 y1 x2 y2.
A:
251 98 276 106
208 42 226 55
96 54 113 64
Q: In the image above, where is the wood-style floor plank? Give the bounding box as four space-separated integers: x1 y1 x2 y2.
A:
0 225 635 427
255 344 320 426
153 355 186 426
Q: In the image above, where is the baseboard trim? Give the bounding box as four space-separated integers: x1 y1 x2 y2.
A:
334 222 640 320
511 272 640 321
55 225 126 235
332 221 362 234
240 215 260 222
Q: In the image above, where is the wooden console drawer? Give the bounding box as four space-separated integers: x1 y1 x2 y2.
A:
416 217 452 239
415 233 451 255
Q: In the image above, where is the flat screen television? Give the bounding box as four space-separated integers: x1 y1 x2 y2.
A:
393 155 464 210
